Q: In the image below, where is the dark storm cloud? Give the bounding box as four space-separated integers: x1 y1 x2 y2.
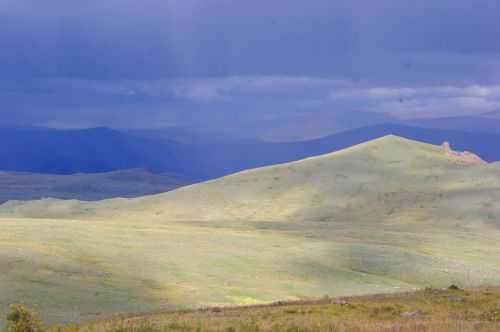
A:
2 0 500 81
1 0 500 127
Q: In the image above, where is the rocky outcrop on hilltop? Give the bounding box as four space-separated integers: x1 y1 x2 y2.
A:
442 141 488 165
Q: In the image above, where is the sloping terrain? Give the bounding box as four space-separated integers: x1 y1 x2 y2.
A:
408 111 500 134
0 126 193 175
63 287 500 332
126 127 256 144
4 135 499 224
0 136 499 325
0 169 195 203
231 110 397 142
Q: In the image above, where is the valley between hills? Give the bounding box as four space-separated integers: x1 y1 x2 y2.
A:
1 136 499 326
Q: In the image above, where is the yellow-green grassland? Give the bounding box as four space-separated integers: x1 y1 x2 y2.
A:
1 137 499 326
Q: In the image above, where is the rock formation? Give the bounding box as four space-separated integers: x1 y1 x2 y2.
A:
442 141 488 165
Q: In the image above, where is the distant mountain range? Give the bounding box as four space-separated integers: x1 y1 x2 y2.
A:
126 127 258 144
407 113 500 134
0 126 194 174
2 124 500 180
225 110 397 142
191 111 500 142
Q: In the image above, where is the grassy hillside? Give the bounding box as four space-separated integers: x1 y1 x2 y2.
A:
59 287 500 332
1 136 499 326
0 169 195 203
3 135 500 223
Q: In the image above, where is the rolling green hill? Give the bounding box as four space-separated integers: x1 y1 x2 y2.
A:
3 135 500 224
1 136 499 326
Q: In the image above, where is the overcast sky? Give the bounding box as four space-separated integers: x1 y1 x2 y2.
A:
1 0 500 129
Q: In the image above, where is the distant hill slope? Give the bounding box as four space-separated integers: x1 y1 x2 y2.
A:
193 123 500 179
0 126 196 175
2 124 500 180
0 169 195 203
407 112 500 134
133 135 500 223
126 127 257 144
233 110 397 142
299 123 500 163
1 136 499 325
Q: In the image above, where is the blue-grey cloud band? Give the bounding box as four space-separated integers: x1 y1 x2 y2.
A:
1 0 499 127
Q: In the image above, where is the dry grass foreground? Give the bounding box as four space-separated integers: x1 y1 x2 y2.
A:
54 286 500 332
